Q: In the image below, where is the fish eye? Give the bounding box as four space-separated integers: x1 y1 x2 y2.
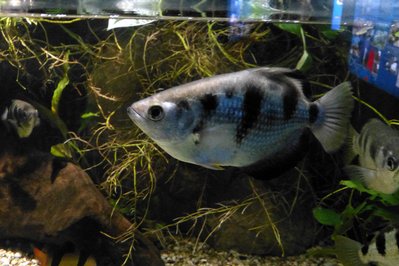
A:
386 156 398 171
147 105 164 121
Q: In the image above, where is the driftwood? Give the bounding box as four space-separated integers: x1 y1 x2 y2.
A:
0 141 163 265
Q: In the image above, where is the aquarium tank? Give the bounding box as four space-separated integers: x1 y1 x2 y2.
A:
0 0 399 265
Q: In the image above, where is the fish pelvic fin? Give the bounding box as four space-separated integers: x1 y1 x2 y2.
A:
311 82 354 153
334 235 366 266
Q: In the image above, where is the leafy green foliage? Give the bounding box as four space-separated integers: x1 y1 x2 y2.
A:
276 23 313 71
313 207 341 227
314 178 399 237
51 52 70 115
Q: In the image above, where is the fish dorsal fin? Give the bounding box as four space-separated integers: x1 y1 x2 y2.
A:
252 67 312 99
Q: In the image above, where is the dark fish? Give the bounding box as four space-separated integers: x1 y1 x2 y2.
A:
127 67 353 178
33 245 96 266
1 99 40 138
335 228 399 266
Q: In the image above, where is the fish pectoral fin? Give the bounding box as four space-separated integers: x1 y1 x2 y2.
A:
200 163 224 170
1 107 8 121
344 165 376 184
211 164 224 170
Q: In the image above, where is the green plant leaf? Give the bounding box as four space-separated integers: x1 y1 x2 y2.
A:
313 207 342 226
340 179 399 205
81 112 99 119
51 50 70 115
320 29 342 40
276 23 302 36
51 143 72 159
340 179 368 192
296 49 313 71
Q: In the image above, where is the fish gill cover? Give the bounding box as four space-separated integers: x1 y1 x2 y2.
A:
0 16 398 263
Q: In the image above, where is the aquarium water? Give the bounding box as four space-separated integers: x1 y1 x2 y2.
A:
1 0 399 97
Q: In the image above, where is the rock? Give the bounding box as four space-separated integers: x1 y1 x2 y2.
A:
146 159 323 256
0 140 164 265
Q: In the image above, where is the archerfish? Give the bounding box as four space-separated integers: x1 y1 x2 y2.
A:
334 228 399 266
1 99 40 138
345 119 399 194
127 67 353 178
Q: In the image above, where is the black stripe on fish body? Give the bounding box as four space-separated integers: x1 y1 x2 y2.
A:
177 100 190 110
308 103 319 124
284 70 312 99
282 83 299 120
192 94 218 143
361 243 369 256
376 232 386 256
200 93 218 113
257 70 301 120
359 128 369 155
236 85 263 144
225 89 235 98
369 142 379 162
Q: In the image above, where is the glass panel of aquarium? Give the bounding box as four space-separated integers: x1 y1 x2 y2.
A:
0 0 356 24
348 0 399 98
2 0 399 96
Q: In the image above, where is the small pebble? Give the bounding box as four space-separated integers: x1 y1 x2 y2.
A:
160 236 343 266
0 249 39 266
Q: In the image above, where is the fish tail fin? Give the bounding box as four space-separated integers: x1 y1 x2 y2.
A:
311 82 354 153
334 235 365 266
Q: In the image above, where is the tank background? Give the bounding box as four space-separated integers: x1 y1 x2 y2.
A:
0 18 398 258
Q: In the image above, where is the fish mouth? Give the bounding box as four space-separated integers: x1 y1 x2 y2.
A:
127 105 144 122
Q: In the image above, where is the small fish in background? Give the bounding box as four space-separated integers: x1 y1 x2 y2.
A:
1 99 40 138
334 228 399 266
33 245 96 266
127 67 353 178
345 119 399 194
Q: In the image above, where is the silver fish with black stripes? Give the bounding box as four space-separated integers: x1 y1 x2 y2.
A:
345 119 399 194
335 228 399 266
127 67 353 177
1 99 40 138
